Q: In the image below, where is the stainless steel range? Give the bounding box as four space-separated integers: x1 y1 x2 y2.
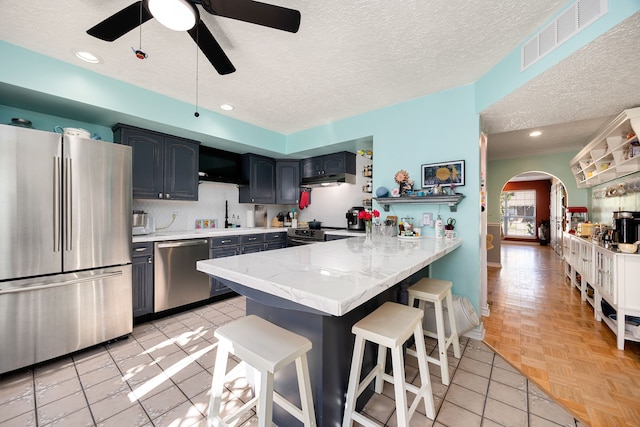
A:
286 228 326 246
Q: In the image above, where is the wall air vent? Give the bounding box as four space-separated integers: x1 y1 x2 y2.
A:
521 0 607 70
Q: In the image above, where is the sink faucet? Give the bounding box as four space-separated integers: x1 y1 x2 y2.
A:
225 200 229 228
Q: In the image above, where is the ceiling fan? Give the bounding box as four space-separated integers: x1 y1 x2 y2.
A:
86 0 301 75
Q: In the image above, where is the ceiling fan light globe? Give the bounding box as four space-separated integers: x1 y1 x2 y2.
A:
146 0 197 31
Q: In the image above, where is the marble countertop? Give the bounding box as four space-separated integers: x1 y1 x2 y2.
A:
197 236 462 316
132 227 363 243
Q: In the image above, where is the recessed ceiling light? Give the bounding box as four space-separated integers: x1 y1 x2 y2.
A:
529 130 542 137
220 104 234 111
75 51 101 64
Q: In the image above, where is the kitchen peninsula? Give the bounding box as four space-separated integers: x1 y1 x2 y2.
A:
197 235 462 426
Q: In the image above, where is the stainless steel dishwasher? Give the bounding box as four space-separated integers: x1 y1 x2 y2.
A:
154 239 211 312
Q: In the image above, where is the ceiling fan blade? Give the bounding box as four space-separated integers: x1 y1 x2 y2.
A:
188 19 236 75
201 0 301 33
87 1 153 41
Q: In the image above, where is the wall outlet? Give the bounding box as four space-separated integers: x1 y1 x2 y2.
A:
422 212 434 227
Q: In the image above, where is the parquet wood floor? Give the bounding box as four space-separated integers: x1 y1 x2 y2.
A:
483 242 640 427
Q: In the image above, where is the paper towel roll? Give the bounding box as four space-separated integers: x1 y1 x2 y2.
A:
246 210 255 228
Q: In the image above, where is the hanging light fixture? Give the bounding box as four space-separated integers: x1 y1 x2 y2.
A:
145 0 197 31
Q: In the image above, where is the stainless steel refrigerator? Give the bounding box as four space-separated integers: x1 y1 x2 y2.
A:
0 124 133 374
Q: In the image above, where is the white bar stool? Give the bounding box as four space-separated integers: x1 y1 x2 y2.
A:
208 315 316 427
407 277 461 385
342 302 435 427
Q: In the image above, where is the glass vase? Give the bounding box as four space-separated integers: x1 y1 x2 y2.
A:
365 221 373 245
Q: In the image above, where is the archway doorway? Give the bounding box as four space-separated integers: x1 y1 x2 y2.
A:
496 171 567 260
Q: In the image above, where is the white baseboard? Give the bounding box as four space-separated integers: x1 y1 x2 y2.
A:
481 304 490 317
462 322 485 341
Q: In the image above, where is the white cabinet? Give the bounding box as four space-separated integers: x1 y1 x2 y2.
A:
562 232 572 280
594 251 640 350
578 238 595 307
564 233 640 350
593 247 615 304
563 233 593 306
569 107 640 188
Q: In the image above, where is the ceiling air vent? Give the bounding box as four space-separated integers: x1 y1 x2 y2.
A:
521 0 607 70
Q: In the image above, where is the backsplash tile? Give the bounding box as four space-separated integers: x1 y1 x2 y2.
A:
590 171 640 224
133 182 287 232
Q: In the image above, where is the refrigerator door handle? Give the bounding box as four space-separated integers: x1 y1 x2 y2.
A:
0 270 123 295
53 156 61 253
65 157 72 251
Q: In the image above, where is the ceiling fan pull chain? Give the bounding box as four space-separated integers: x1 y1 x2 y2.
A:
131 1 147 60
194 23 200 118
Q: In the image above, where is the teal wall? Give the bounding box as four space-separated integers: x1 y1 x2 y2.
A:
487 152 590 223
0 105 113 140
288 85 482 307
0 41 285 153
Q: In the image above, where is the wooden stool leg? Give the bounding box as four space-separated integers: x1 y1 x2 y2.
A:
390 344 408 426
208 345 230 427
413 322 435 419
433 299 451 385
342 336 366 427
374 345 387 394
445 292 462 359
257 370 275 427
295 353 317 427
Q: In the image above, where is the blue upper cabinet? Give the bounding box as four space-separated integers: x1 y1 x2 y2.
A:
276 160 300 205
114 124 199 201
239 154 276 204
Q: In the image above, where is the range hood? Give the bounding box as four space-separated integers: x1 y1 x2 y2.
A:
301 172 356 187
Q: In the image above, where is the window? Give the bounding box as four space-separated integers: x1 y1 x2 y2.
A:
501 190 536 238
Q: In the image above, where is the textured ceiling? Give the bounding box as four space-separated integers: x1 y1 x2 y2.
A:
0 1 638 162
484 12 640 161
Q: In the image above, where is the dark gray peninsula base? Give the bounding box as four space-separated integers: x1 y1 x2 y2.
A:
198 236 463 426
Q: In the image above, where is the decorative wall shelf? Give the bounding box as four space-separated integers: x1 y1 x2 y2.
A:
374 193 465 212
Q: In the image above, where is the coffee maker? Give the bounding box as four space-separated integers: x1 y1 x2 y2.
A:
346 206 366 231
613 211 640 244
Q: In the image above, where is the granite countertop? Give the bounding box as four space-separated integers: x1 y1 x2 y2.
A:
132 227 363 243
197 236 462 316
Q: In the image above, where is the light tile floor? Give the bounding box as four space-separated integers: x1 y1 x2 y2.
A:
0 296 582 427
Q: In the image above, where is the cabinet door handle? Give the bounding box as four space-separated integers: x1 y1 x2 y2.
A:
158 193 163 199
147 257 152 264
134 247 147 252
166 194 171 199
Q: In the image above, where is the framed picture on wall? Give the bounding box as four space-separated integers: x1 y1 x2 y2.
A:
421 160 465 188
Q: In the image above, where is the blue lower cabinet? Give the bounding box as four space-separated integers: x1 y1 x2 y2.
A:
132 243 154 317
241 234 265 254
208 232 286 296
209 236 240 296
